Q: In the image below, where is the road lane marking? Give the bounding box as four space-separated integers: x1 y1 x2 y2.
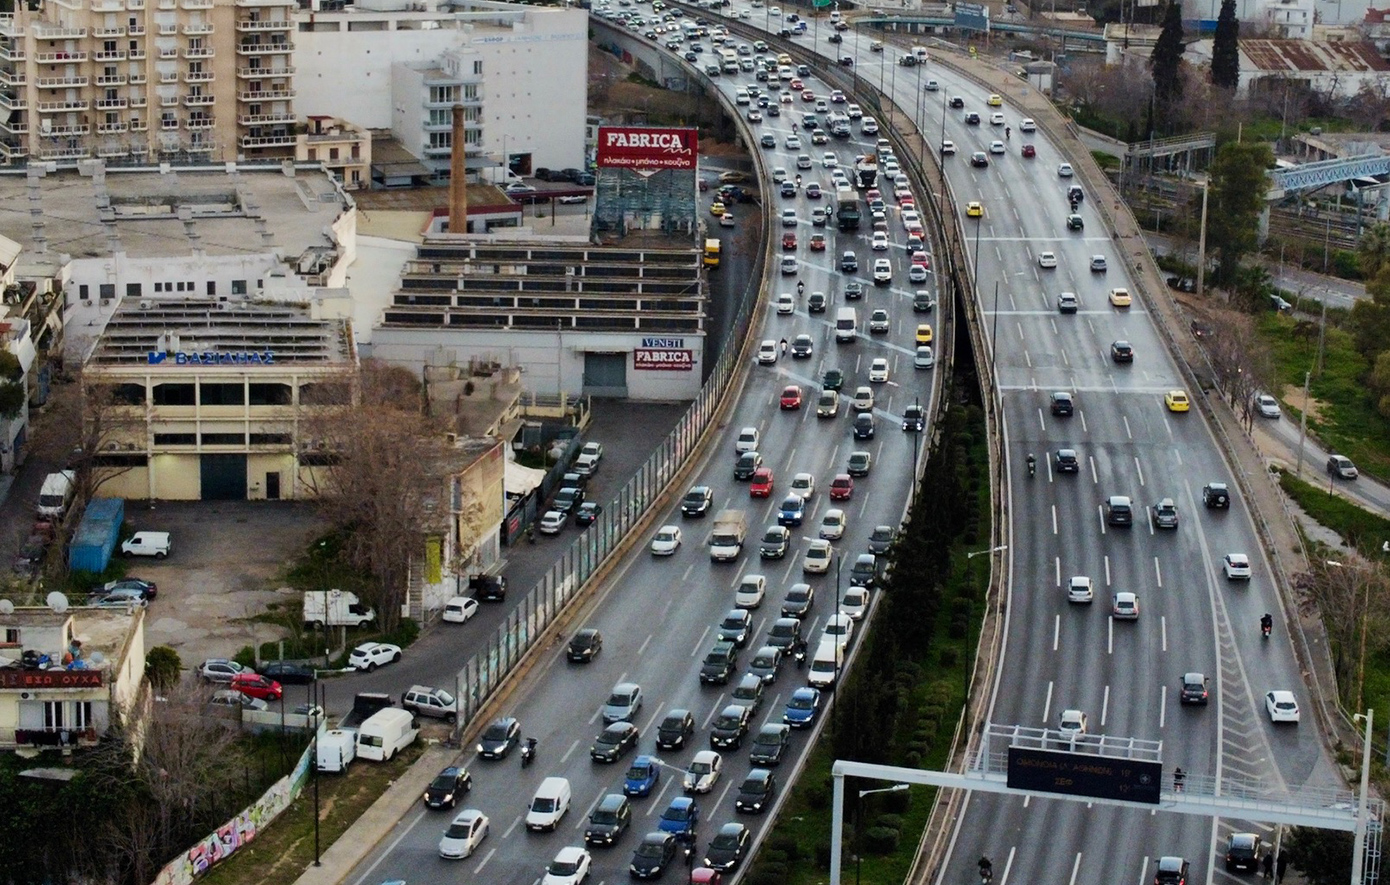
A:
1104 555 1111 585
639 634 653 656
1161 616 1168 653
1123 415 1133 440
689 625 711 658
560 738 579 765
1042 680 1053 722
1050 505 1057 535
1053 615 1060 652
1107 616 1113 654
1068 852 1083 885
1154 557 1163 588
1101 685 1110 725
1159 685 1167 729
502 815 523 840
473 848 497 874
1134 455 1145 487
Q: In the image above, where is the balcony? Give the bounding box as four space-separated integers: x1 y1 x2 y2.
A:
158 72 177 84
160 117 177 129
236 41 292 55
182 0 213 7
236 66 293 78
157 48 178 60
0 18 21 38
38 99 88 112
182 93 213 105
185 70 213 83
92 0 125 11
95 74 128 86
128 0 145 8
183 23 214 34
129 96 146 107
98 143 130 157
240 132 295 148
0 93 26 111
93 49 126 61
0 71 27 87
0 46 26 62
183 46 213 59
236 18 290 31
237 111 293 125
159 95 177 106
34 73 88 86
40 123 91 136
157 23 176 35
130 118 146 130
33 25 87 39
97 121 127 133
95 97 127 109
186 116 213 129
35 51 89 63
128 24 145 35
0 118 28 135
237 88 293 101
37 145 91 160
92 26 126 36
128 48 145 60
0 140 29 159
235 0 296 7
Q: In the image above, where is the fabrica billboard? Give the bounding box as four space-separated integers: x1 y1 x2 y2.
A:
597 126 698 171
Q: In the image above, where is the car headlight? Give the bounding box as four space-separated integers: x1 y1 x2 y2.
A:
476 744 485 753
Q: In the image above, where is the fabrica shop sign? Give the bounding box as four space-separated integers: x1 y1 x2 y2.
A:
634 348 693 371
597 126 698 171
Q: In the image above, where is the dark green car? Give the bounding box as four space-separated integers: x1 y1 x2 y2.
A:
822 368 844 391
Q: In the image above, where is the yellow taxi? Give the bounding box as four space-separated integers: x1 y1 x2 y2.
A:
966 201 984 218
915 324 934 345
710 201 726 217
1164 390 1191 413
987 93 1003 107
1108 287 1132 308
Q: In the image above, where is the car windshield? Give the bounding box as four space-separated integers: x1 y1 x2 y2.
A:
712 832 740 848
549 860 580 875
721 615 744 629
733 684 758 700
636 842 665 859
627 764 650 780
790 694 814 709
483 723 511 741
592 809 618 824
607 691 630 706
690 760 712 774
756 732 780 745
663 806 690 821
445 822 473 838
716 713 742 728
431 774 456 790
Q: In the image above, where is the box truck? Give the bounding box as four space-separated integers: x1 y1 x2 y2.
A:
303 589 377 628
709 510 747 562
355 708 419 762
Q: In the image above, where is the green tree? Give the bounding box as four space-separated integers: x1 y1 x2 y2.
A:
1150 0 1186 128
1350 271 1390 362
144 645 181 691
1211 0 1240 89
1207 141 1274 287
1282 827 1353 885
1369 349 1390 419
1358 221 1390 278
0 349 22 420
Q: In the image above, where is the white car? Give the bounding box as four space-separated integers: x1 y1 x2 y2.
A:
925 79 940 91
736 574 767 608
790 472 815 500
822 612 854 650
941 139 956 155
1265 690 1300 723
819 508 846 540
1058 162 1074 178
758 339 778 365
822 152 839 168
785 135 802 150
442 596 480 623
683 750 723 793
780 208 797 227
989 140 1005 154
1223 553 1251 580
1020 118 1037 132
122 531 171 558
871 231 889 251
539 510 567 534
901 208 921 228
1067 576 1094 603
542 846 592 885
348 641 402 672
872 259 892 283
841 587 869 620
803 539 833 574
914 346 935 369
720 213 735 228
796 153 813 170
650 525 683 556
439 809 490 859
776 292 795 315
1037 251 1057 268
990 112 1005 126
869 358 889 383
1112 591 1139 620
1058 709 1087 738
736 426 760 453
852 386 874 412
1256 394 1280 418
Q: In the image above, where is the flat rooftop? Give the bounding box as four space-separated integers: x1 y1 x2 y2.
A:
0 165 349 262
0 608 141 683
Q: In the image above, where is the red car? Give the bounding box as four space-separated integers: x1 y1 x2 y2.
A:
780 385 803 409
790 77 804 89
809 234 827 251
750 467 775 497
801 89 815 101
865 188 882 202
829 474 854 501
1022 143 1036 158
911 251 931 269
231 673 283 701
782 232 797 250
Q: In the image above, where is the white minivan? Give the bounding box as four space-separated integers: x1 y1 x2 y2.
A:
807 639 843 688
526 776 572 831
834 308 858 343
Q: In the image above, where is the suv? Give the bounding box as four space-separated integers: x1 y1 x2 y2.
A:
1154 857 1189 885
1105 496 1134 527
469 574 507 601
734 451 762 481
1055 449 1079 473
1151 499 1179 529
1179 672 1209 705
700 642 739 684
585 793 632 847
402 685 460 722
1050 391 1074 416
1225 834 1262 872
1202 482 1230 509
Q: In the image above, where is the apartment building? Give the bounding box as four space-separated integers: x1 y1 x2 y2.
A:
0 0 295 166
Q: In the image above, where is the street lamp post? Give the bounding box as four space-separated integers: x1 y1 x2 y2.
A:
855 784 910 885
964 545 1008 693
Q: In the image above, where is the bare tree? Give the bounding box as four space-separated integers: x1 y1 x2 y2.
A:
28 369 147 505
1296 557 1390 707
1201 309 1274 429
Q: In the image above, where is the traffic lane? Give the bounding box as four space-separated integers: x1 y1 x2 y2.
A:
319 402 689 715
1259 414 1390 516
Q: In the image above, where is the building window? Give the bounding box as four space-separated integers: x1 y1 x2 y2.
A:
428 85 458 104
72 702 93 730
43 702 64 730
473 60 482 75
153 433 196 445
126 283 141 298
249 432 292 445
95 452 148 467
3 627 18 645
299 451 340 467
232 280 247 295
248 383 292 405
199 383 245 406
187 281 193 291
201 433 245 446
154 282 163 292
112 383 145 405
300 381 351 405
329 147 339 161
79 284 89 301
207 281 216 295
307 147 317 161
428 131 452 151
176 282 185 292
152 383 196 406
99 283 115 299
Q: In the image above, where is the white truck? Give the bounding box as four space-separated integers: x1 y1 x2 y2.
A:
709 510 748 562
355 707 419 762
303 589 377 628
316 729 358 773
36 470 75 519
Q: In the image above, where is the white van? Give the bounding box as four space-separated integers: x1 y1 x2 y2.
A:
525 776 572 831
835 308 858 343
316 729 357 772
36 470 75 519
355 708 418 762
808 639 844 688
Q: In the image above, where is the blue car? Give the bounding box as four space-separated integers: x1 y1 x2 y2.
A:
777 494 806 527
624 755 661 797
657 795 700 837
783 687 822 728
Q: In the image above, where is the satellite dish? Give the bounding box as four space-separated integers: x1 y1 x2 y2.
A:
90 651 105 665
46 592 69 614
0 600 13 615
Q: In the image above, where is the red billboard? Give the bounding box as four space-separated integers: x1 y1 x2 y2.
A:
597 126 698 171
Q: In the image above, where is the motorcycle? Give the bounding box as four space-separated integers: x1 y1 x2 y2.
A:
520 738 537 767
1261 617 1272 639
1026 455 1036 477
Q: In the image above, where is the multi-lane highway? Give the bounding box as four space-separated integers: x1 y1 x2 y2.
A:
345 21 942 884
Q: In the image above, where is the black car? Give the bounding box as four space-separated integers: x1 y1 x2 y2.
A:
828 31 842 42
591 722 640 763
259 660 317 685
868 526 895 555
822 368 844 391
585 793 632 847
704 822 751 872
568 628 603 663
1067 213 1084 230
843 281 864 300
476 717 522 759
853 413 875 440
630 832 678 879
840 251 858 272
1054 449 1079 473
553 486 585 514
91 577 158 601
902 405 925 432
970 151 990 168
913 290 936 312
949 95 965 108
964 111 980 125
469 574 507 601
847 451 872 477
1202 482 1230 508
423 766 472 809
781 583 814 618
710 704 752 749
574 501 602 526
849 553 877 588
1105 496 1134 527
718 609 751 646
1155 857 1189 885
1226 834 1262 872
656 709 695 749
682 485 713 518
1111 340 1134 363
700 642 739 685
760 133 776 148
748 724 791 766
734 768 777 813
807 291 827 313
734 451 762 481
791 335 814 359
1050 391 1074 416
1179 672 1209 705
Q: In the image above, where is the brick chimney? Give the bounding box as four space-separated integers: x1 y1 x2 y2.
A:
449 104 468 234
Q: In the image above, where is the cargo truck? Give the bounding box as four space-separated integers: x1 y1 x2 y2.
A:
854 156 878 190
303 589 377 628
835 188 861 230
709 509 747 562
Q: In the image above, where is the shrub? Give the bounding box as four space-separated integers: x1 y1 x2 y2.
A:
805 781 830 810
923 703 945 719
864 826 901 854
746 868 786 885
814 844 833 869
763 849 789 866
145 645 181 690
908 739 931 756
903 750 922 767
884 787 912 814
876 813 905 832
768 835 801 861
938 647 959 668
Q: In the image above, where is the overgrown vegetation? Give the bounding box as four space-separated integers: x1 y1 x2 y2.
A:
745 384 990 885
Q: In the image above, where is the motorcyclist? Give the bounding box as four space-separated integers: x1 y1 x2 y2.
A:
791 120 798 132
1173 767 1185 792
1261 613 1273 634
1005 126 1011 140
1026 453 1036 475
796 280 805 296
979 857 994 882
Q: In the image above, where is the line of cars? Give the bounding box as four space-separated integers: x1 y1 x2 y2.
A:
538 442 607 536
